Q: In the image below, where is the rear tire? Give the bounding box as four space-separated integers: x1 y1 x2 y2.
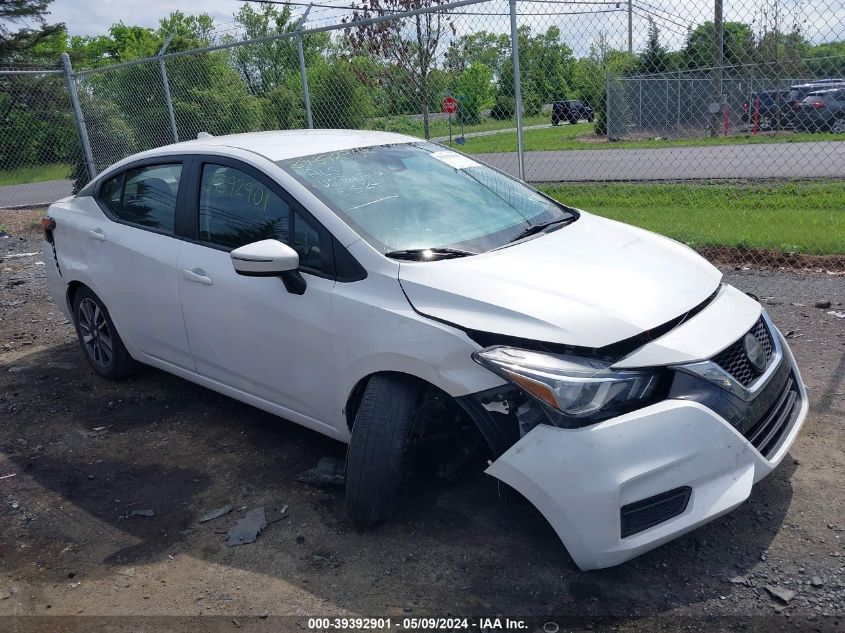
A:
832 116 845 134
345 374 423 527
72 287 134 380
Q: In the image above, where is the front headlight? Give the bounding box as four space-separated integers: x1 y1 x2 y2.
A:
472 346 662 426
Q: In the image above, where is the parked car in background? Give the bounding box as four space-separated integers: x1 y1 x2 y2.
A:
788 80 845 123
795 88 845 133
552 100 594 125
741 90 790 129
42 130 808 571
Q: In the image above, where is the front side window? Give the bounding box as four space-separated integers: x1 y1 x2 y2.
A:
199 163 325 271
121 164 182 232
278 142 576 255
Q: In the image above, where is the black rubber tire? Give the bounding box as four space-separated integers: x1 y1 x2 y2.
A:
587 114 595 123
345 374 422 527
72 286 135 380
551 117 559 126
568 116 578 125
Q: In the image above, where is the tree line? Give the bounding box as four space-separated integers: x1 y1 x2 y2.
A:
1 0 843 187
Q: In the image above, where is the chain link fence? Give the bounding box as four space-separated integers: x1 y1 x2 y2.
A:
1 0 844 265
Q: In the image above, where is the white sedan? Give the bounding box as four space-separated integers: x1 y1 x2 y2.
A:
42 130 807 570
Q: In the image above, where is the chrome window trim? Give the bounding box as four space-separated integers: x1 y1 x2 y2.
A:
674 310 784 402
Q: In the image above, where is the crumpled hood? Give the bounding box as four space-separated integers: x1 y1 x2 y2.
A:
398 212 722 349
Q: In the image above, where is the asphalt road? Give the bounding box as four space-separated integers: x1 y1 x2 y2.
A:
0 179 73 209
478 140 845 182
1 141 844 209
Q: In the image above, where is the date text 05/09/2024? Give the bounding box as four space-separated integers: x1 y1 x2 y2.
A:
306 617 531 630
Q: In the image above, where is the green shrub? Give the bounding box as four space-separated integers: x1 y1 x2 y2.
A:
490 95 515 120
310 60 374 129
369 115 420 135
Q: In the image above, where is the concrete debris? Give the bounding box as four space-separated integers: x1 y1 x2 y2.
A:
226 508 267 546
826 310 845 319
116 568 135 577
765 585 796 603
810 576 824 587
130 509 154 517
814 300 831 309
199 505 233 523
296 457 345 487
729 575 750 586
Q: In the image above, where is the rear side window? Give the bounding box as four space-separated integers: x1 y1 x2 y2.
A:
99 174 123 216
198 163 327 272
96 163 182 234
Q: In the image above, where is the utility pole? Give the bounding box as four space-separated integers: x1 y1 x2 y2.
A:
711 0 724 136
627 0 633 55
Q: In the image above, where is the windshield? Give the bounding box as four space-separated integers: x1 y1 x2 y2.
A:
277 142 576 255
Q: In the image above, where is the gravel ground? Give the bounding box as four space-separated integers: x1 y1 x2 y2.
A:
0 209 843 633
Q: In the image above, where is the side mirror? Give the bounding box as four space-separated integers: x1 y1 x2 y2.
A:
230 239 306 294
231 239 298 276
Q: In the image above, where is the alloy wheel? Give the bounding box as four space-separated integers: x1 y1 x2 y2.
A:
78 297 113 368
832 118 845 134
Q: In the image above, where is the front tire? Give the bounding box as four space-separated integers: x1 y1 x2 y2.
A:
72 287 134 380
832 116 845 134
345 374 423 527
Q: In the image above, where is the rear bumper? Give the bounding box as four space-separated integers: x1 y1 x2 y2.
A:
42 240 70 321
485 328 807 571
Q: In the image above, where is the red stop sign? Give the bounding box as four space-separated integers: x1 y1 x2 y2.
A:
442 96 458 114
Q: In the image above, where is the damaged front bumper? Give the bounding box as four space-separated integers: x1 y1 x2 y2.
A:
482 324 808 571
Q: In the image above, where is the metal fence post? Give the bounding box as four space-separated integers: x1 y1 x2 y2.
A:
509 0 525 181
158 34 179 143
60 53 96 180
296 4 314 130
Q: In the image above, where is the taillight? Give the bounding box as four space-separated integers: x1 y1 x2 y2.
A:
41 216 56 243
810 101 825 110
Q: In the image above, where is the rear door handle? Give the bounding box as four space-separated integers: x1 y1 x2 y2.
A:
88 228 106 241
182 268 213 286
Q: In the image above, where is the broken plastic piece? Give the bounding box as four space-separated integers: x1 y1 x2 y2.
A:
295 457 345 487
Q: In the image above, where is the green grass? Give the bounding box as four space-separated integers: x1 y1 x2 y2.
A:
0 163 70 187
457 124 845 154
539 180 845 255
369 113 550 140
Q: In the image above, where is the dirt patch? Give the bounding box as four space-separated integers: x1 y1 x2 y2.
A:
698 245 845 273
1 210 844 629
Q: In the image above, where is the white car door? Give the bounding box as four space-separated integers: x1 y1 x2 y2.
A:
87 161 195 370
176 158 339 429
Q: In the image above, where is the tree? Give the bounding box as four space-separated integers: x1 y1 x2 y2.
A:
344 0 454 139
638 18 670 74
444 31 508 77
453 62 493 124
0 0 63 62
684 21 756 70
226 2 330 98
496 26 574 113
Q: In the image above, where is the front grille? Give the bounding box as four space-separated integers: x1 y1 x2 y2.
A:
744 373 800 458
712 316 774 387
620 486 692 538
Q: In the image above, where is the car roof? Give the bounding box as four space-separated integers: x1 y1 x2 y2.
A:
133 129 420 163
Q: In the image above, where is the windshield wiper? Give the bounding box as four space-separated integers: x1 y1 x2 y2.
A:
506 217 575 245
384 247 476 261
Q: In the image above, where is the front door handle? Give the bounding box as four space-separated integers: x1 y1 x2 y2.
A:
182 268 213 286
88 228 106 241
